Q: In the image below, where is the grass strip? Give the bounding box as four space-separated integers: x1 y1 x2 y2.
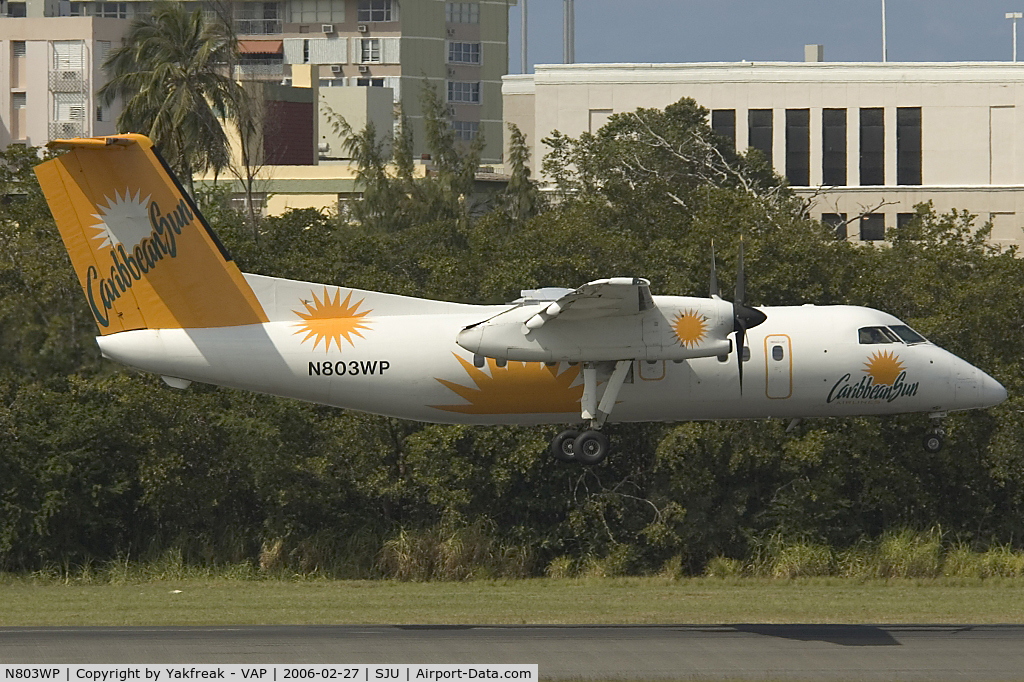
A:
2 576 1024 626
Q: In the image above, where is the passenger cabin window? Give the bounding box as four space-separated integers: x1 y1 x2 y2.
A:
859 326 901 344
889 325 927 344
772 345 784 361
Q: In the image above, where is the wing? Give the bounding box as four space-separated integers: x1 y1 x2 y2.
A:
525 277 653 329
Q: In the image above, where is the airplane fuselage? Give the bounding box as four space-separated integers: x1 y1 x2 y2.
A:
95 278 1005 427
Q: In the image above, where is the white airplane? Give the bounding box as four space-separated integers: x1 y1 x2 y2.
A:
34 134 1007 465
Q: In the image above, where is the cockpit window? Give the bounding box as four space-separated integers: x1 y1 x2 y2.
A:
858 326 901 344
889 324 928 344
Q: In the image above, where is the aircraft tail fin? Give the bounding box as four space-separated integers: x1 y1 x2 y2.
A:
34 134 268 334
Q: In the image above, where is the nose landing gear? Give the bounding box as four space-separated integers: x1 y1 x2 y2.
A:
923 412 946 453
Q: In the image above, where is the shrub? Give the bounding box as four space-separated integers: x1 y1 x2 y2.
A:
704 556 743 578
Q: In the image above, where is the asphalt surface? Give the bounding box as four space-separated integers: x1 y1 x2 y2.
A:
2 624 1024 680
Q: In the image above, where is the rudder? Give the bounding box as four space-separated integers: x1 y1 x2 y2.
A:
34 134 267 334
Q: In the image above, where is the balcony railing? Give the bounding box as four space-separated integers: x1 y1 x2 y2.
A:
48 70 87 92
233 19 282 35
234 63 285 80
49 120 85 139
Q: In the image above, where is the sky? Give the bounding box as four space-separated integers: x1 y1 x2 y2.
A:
508 0 1024 73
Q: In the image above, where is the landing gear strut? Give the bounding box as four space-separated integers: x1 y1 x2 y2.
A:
548 360 631 466
923 412 946 453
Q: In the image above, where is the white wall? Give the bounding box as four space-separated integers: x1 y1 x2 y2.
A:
503 62 1024 249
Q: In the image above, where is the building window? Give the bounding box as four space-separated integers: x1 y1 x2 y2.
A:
230 193 266 215
360 38 381 63
53 41 86 70
711 109 735 149
822 213 847 240
447 80 480 104
12 92 26 109
860 213 885 241
12 41 26 58
860 108 884 186
54 92 86 121
448 41 480 64
89 2 129 17
8 2 27 16
897 107 921 186
897 213 915 229
233 2 282 35
358 0 394 22
452 120 478 141
356 78 385 87
822 108 847 186
446 2 478 24
748 109 772 167
290 0 342 23
785 108 809 187
96 105 106 122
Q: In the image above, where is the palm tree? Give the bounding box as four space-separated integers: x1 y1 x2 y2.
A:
98 2 245 195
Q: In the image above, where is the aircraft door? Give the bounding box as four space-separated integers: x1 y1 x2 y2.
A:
764 334 792 399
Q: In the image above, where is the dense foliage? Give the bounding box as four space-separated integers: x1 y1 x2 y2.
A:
1 99 1021 576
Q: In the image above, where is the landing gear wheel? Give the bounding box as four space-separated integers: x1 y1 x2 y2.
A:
923 433 944 453
573 430 610 466
550 429 579 462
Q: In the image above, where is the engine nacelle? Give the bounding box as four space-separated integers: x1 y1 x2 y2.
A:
456 296 735 363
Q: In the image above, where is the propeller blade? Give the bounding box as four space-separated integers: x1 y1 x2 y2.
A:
735 239 745 305
709 240 719 298
736 319 746 394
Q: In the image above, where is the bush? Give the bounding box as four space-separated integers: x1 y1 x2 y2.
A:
704 557 743 578
545 556 575 579
771 542 835 579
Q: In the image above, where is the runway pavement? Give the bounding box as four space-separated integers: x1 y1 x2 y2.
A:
2 624 1024 680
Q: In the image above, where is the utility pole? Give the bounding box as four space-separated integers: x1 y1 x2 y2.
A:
881 0 888 62
521 0 528 73
1007 12 1022 62
563 0 574 64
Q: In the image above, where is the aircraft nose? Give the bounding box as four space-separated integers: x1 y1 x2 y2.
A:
980 371 1007 408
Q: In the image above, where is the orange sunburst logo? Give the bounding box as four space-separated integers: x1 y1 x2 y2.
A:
432 354 583 414
293 288 372 353
672 309 708 348
863 350 905 385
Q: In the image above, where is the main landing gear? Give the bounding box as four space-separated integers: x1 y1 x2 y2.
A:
548 360 631 466
923 412 946 453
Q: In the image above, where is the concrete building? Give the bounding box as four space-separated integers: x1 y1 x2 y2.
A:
503 60 1024 249
0 16 126 147
2 0 514 164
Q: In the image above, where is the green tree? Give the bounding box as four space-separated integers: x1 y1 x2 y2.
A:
496 123 542 227
98 2 244 195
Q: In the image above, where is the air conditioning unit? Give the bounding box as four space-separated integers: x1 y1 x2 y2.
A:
322 24 334 33
358 65 369 73
446 28 455 37
330 64 342 73
446 106 456 117
446 67 456 77
357 24 368 32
